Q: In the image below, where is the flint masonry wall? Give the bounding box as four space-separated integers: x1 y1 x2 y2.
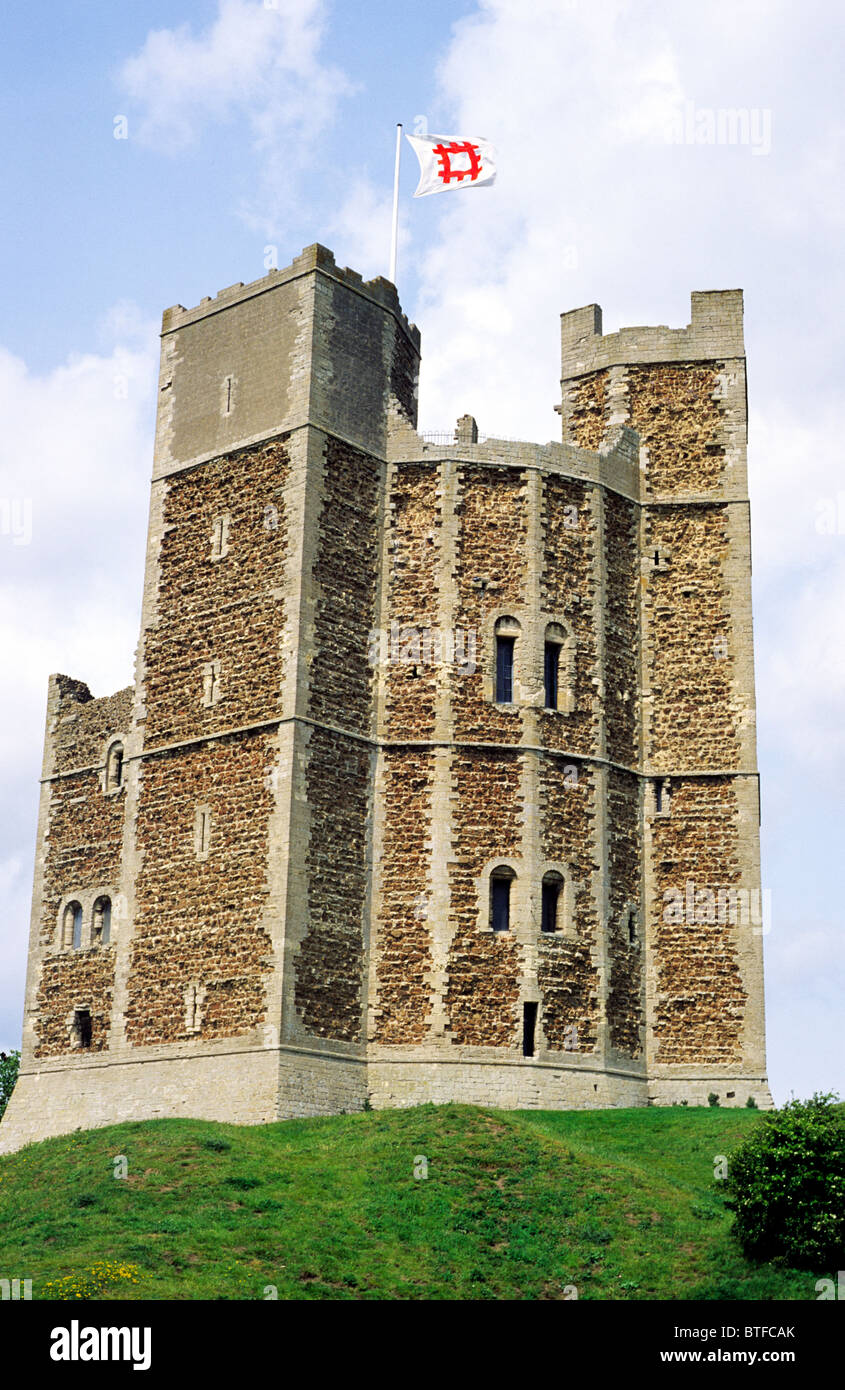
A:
560 290 769 1105
367 427 648 1111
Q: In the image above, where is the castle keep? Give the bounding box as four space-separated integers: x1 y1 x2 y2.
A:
0 244 771 1152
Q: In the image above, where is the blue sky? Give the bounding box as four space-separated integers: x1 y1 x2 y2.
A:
1 0 842 1104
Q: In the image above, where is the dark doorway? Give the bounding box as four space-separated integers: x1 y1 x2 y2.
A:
522 1002 538 1057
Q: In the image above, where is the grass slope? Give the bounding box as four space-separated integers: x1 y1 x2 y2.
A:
0 1104 827 1300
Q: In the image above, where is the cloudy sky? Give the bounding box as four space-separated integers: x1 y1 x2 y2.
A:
1 0 842 1104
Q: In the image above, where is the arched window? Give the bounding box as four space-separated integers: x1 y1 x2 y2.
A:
92 896 112 946
627 909 637 944
63 901 83 950
106 741 124 792
544 623 566 711
494 617 520 704
490 865 516 932
541 871 563 933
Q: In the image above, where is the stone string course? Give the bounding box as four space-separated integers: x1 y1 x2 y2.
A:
0 258 771 1154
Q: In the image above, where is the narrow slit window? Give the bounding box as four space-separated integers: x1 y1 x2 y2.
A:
495 636 514 703
544 642 560 710
655 779 670 816
185 982 205 1035
210 514 230 560
490 869 514 932
196 807 211 858
541 873 563 933
202 661 221 707
522 1002 538 1057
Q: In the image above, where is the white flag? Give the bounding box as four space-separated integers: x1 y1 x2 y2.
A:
405 133 497 197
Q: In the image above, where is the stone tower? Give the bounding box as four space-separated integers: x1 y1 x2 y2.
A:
0 247 770 1153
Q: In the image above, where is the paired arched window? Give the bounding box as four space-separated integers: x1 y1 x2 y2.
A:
490 865 516 932
494 617 520 704
486 867 568 933
105 741 124 792
491 617 570 711
63 901 83 950
92 896 112 946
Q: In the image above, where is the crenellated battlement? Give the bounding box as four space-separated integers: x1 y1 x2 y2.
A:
561 290 744 378
162 243 420 348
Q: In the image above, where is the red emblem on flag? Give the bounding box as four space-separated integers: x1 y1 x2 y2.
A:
432 140 484 186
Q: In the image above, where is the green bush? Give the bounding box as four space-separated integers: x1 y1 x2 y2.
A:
0 1050 20 1121
724 1093 845 1268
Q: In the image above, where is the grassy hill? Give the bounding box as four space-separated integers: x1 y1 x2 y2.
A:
0 1103 827 1300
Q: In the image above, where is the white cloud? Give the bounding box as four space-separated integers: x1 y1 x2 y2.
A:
0 312 157 1047
119 0 351 152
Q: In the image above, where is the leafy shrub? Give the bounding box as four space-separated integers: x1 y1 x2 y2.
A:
724 1093 845 1268
746 1095 758 1109
708 1092 720 1107
0 1050 20 1121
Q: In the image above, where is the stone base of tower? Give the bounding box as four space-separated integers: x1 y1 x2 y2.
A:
367 1058 649 1111
647 1071 774 1110
0 1046 369 1155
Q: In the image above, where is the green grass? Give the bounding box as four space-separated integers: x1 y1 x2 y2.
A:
0 1104 828 1300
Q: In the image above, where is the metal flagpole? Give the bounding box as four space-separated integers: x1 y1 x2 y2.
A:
389 123 402 285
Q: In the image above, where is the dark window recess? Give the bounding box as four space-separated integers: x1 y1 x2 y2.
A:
655 779 667 813
495 636 514 703
541 877 561 933
522 1003 538 1057
628 911 637 944
75 1010 92 1049
544 642 559 710
491 876 511 932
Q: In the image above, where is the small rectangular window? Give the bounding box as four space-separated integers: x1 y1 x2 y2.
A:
544 643 559 710
522 1002 538 1057
495 636 514 703
491 876 511 932
75 1009 92 1049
